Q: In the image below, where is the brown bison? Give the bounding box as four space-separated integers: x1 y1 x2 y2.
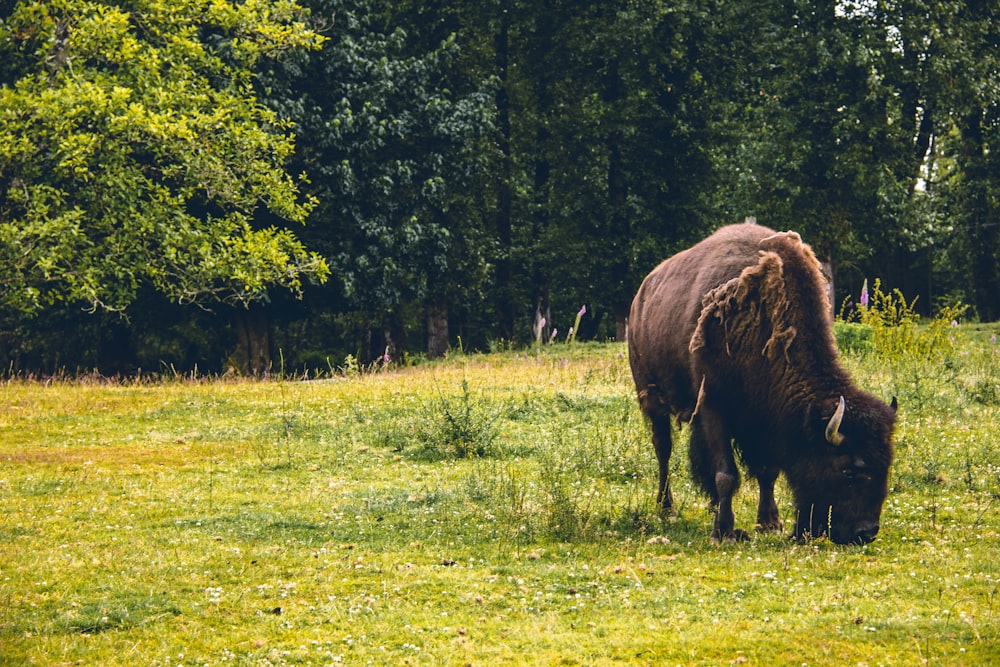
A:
628 223 896 544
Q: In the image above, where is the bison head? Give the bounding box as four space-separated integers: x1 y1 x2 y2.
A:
788 395 897 545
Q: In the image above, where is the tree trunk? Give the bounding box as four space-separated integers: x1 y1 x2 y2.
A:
533 294 551 343
427 300 449 359
605 58 630 342
821 258 836 320
232 304 271 375
531 2 554 345
614 307 628 343
381 313 407 365
531 112 552 345
494 15 514 341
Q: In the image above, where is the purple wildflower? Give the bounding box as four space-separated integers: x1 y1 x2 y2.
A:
860 280 869 308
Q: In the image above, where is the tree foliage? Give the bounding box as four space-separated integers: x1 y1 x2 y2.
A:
0 0 328 314
2 0 999 374
260 0 497 359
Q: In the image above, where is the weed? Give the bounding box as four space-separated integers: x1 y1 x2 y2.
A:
414 379 501 459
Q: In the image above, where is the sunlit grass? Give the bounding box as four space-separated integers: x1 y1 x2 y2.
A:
2 337 998 665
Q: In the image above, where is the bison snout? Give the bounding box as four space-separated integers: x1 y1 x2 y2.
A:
853 520 880 544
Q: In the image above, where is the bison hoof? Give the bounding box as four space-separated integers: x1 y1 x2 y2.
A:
711 528 750 543
657 489 676 518
755 521 783 533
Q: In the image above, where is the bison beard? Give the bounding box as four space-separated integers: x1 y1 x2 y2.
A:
628 223 897 544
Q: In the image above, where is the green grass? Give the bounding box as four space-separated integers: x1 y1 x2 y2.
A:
2 335 999 666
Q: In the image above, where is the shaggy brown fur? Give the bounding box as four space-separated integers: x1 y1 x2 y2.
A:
629 223 896 544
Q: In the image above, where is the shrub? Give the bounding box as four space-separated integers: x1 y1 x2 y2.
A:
838 278 965 362
833 321 873 354
415 379 501 459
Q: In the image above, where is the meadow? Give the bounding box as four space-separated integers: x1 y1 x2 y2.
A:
2 324 999 666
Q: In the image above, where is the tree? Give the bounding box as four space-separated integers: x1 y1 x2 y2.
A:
5 0 1000 375
509 1 717 341
709 0 937 311
710 0 1000 319
0 0 329 321
263 0 496 360
930 2 1000 320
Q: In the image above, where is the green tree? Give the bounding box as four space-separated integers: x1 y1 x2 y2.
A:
712 0 1000 319
714 2 894 284
0 0 329 322
928 1 1000 320
505 1 717 342
264 0 496 360
710 1 936 310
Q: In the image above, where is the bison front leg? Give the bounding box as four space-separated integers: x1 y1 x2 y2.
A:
649 413 675 516
753 466 782 532
690 413 748 542
713 470 748 542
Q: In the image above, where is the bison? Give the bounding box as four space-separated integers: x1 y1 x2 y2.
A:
628 223 896 544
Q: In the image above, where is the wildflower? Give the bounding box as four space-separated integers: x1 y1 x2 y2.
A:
533 316 547 344
860 280 869 308
568 305 587 343
951 320 958 327
991 335 997 344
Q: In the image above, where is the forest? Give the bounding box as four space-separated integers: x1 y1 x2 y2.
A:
1 0 998 374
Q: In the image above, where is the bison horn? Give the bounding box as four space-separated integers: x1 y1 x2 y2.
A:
825 396 846 446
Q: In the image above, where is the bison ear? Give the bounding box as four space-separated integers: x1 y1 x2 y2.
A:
825 396 846 446
889 396 898 413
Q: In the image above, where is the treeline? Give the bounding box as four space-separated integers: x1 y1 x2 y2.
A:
1 0 998 375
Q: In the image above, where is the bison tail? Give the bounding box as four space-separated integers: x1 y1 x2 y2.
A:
688 420 720 505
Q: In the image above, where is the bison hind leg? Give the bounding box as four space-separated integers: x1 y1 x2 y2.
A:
649 413 676 516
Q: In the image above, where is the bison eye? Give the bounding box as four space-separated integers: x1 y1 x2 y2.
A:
841 467 856 479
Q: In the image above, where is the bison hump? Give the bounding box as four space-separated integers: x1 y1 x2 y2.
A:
688 250 797 362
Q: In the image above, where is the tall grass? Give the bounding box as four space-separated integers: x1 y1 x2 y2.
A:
2 338 998 665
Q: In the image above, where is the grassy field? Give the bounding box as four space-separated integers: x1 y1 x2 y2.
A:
2 329 999 666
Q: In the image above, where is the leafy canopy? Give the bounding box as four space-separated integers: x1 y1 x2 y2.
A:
0 0 329 314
